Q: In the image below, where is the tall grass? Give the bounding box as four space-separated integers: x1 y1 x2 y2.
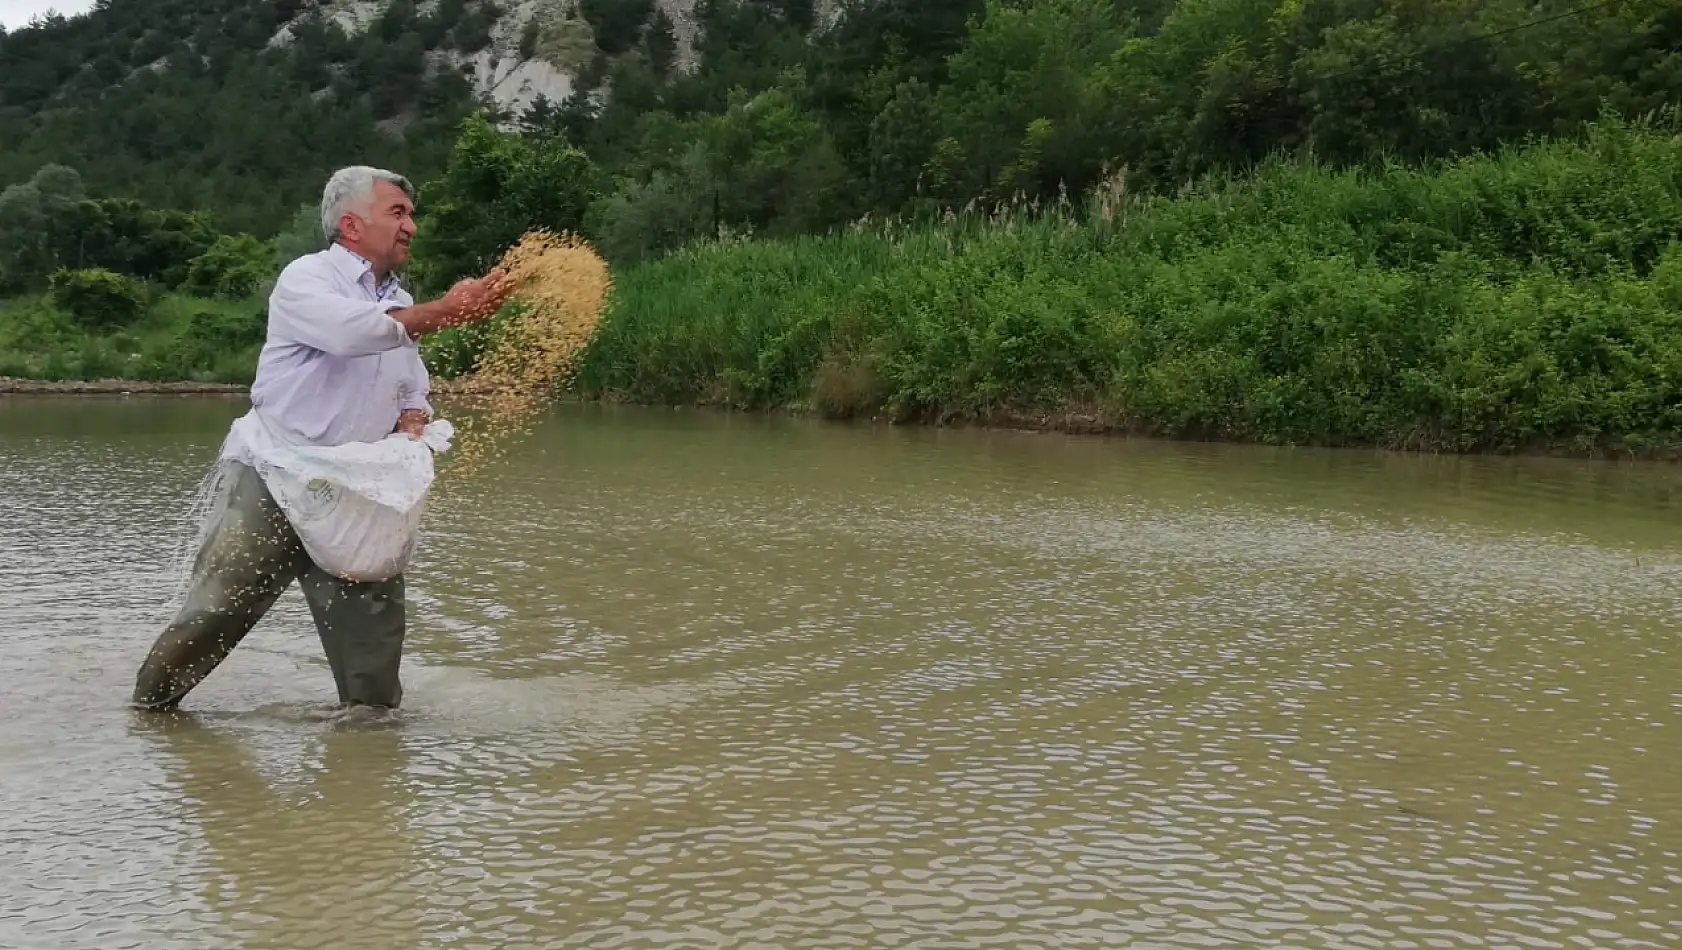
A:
572 116 1682 454
0 292 266 384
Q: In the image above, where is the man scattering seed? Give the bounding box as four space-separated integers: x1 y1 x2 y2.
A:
130 165 513 712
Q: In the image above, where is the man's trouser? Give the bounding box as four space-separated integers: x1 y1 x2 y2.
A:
132 460 406 710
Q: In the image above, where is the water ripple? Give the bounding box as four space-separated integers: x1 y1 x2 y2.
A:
2 401 1680 949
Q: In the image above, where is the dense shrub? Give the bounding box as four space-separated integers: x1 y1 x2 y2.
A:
182 234 275 300
47 267 148 330
568 115 1682 454
0 291 263 385
183 305 266 350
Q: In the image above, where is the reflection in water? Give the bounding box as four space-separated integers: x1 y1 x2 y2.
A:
3 397 1682 949
130 712 426 950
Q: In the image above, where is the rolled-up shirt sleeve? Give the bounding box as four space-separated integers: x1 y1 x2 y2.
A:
401 354 434 418
402 385 434 418
268 258 412 357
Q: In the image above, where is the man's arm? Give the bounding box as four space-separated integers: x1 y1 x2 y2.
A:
270 262 513 356
392 271 509 439
387 297 467 341
389 271 515 341
396 342 433 438
269 260 416 357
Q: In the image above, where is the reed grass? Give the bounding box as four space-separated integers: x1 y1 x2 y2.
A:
567 116 1682 455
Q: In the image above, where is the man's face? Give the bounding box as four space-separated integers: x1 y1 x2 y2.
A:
342 180 417 273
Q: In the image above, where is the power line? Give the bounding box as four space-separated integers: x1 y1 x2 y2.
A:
1309 0 1638 85
1450 0 1636 49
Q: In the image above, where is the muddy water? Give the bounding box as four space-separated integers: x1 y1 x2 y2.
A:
2 395 1681 950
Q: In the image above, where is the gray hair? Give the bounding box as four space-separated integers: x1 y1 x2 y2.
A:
320 165 417 243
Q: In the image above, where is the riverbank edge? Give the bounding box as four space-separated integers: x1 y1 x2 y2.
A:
7 375 1679 461
0 376 510 396
0 377 248 395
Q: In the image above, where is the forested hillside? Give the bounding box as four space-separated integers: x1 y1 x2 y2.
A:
4 0 1682 453
5 0 1677 249
0 0 497 233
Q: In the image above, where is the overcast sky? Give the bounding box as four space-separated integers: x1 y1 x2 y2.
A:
1 0 95 30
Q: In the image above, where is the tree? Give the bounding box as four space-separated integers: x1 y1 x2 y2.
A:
581 0 655 55
699 78 856 237
867 78 939 211
0 163 86 292
182 233 275 299
408 113 604 292
645 8 677 76
587 143 718 264
271 202 325 264
930 0 1136 203
49 267 148 330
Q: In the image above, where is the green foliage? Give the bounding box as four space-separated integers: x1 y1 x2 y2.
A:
10 0 1681 268
65 197 220 288
701 79 856 237
519 16 542 59
571 116 1682 454
183 233 276 299
570 0 1682 259
527 13 596 71
407 112 604 372
0 163 226 299
182 303 266 351
0 0 478 234
449 0 502 52
645 8 678 75
408 112 602 292
0 291 265 383
8 0 1682 458
581 0 655 55
271 202 326 264
0 294 77 356
48 267 148 330
926 0 1135 202
587 144 717 265
0 163 85 292
419 302 521 378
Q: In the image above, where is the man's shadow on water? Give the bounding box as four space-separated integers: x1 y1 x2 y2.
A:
128 709 439 950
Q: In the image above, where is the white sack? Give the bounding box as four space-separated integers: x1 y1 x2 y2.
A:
224 409 453 582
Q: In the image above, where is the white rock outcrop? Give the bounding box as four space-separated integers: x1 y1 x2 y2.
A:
475 53 576 115
266 0 852 126
268 0 389 47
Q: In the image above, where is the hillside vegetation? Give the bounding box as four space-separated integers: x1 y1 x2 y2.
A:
574 116 1682 455
3 0 1682 454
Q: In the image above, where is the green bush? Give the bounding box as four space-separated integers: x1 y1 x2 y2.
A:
183 234 276 300
565 115 1682 454
421 303 520 378
0 295 76 351
587 145 718 266
183 305 265 350
47 267 148 330
271 203 327 266
408 112 601 294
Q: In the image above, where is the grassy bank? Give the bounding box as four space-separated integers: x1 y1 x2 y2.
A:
0 292 266 384
573 116 1682 456
8 116 1682 456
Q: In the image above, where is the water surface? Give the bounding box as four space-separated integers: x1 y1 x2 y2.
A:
3 395 1680 949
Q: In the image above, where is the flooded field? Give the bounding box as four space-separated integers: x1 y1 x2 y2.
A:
3 395 1680 949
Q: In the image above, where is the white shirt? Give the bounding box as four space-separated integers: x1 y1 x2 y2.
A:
244 243 432 448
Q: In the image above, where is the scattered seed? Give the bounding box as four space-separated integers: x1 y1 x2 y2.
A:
439 230 612 483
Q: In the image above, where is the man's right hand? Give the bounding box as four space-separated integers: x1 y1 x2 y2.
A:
394 268 517 340
442 269 515 327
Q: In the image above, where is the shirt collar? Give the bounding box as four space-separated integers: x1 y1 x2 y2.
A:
327 242 402 299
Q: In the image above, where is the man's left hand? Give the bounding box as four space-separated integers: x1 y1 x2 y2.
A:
396 409 428 439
